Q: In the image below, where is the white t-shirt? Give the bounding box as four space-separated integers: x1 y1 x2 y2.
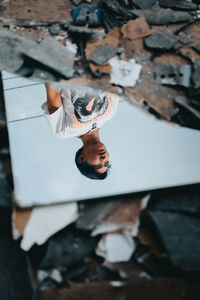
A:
42 88 119 138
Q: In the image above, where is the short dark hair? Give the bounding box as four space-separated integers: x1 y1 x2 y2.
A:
75 147 110 180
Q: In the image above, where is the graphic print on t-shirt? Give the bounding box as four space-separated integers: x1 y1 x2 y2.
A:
73 94 109 123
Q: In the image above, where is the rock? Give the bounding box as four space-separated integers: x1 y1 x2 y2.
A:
159 0 197 11
193 58 200 88
149 211 200 271
132 0 159 9
89 45 122 65
154 64 192 87
39 228 97 269
0 233 36 300
150 185 200 214
48 23 61 35
23 37 76 79
144 30 179 50
132 9 192 25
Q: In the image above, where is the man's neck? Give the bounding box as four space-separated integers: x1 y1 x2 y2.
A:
80 129 100 147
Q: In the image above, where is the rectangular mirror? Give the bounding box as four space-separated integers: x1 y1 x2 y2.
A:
2 71 200 207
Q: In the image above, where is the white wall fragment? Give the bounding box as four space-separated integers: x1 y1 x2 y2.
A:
65 39 77 54
92 220 140 237
109 57 142 87
96 231 135 263
20 202 78 251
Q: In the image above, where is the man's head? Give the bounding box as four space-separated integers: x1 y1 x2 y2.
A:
75 142 111 180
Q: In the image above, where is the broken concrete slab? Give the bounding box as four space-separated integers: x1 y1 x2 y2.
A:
132 9 192 25
0 233 36 300
0 28 32 73
149 211 200 271
159 0 197 11
150 185 200 214
144 30 179 50
132 0 159 10
192 58 200 88
39 228 97 269
22 37 76 79
154 64 192 87
0 28 76 79
89 45 122 65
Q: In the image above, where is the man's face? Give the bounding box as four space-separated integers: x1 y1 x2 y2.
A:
80 142 110 174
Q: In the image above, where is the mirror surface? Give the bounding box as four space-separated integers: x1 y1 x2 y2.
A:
3 71 200 207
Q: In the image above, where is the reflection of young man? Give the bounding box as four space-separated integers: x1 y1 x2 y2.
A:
42 84 119 180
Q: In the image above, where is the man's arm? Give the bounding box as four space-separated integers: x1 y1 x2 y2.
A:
45 84 62 114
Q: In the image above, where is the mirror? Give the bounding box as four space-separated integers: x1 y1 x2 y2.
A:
2 71 200 207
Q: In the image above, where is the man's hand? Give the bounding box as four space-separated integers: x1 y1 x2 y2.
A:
45 84 62 114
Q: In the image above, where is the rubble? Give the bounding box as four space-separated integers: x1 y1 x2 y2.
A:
89 45 122 65
193 58 200 88
39 228 98 269
149 185 200 214
132 0 159 10
13 202 78 251
132 9 192 25
0 1 200 298
159 0 198 11
144 30 179 50
154 64 192 87
37 278 189 300
149 211 200 271
0 232 36 299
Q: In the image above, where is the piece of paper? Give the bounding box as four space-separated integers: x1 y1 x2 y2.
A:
109 57 142 87
96 231 135 262
20 202 78 251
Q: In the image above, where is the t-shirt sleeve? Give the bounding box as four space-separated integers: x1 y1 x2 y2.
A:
41 102 67 138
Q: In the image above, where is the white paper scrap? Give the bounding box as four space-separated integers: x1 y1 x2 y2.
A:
96 231 135 263
20 202 78 251
109 57 142 87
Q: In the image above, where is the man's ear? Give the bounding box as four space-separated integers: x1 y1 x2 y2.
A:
77 152 85 164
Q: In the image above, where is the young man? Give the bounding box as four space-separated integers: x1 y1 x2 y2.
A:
42 84 119 180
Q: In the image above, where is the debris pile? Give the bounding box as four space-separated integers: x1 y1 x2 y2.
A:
0 0 199 128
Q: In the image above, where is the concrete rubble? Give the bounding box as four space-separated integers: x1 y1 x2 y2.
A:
0 0 199 128
0 0 200 299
